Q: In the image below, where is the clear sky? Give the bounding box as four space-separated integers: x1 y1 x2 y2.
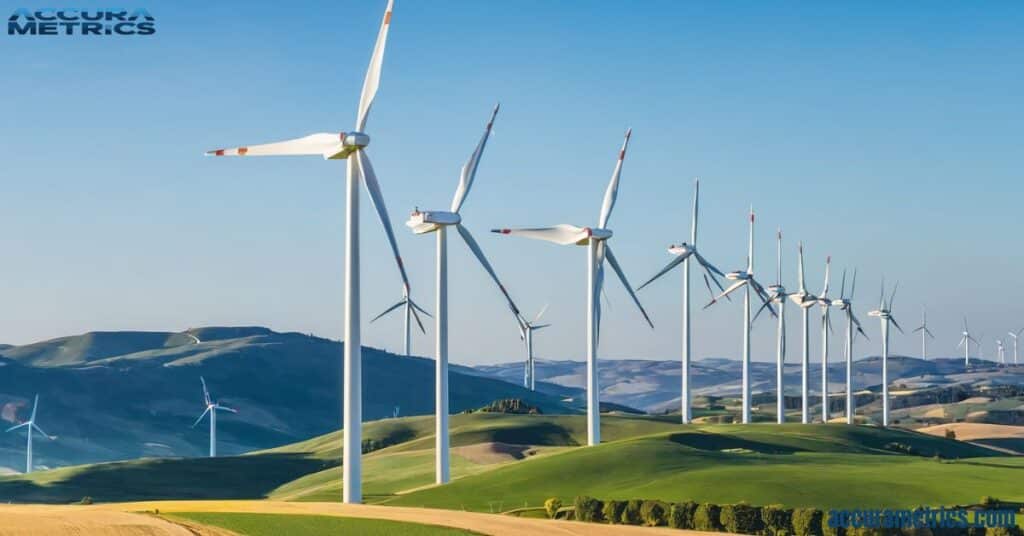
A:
2 1 1022 366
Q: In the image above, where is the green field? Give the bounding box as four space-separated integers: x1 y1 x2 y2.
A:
167 512 479 535
2 413 1021 514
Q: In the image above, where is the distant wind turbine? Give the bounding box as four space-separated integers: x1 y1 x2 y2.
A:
637 179 727 423
997 339 1006 365
816 257 834 423
192 377 237 457
407 105 526 483
831 269 868 425
868 280 903 427
371 292 430 356
958 318 979 367
183 331 201 344
492 129 654 445
204 0 400 504
5 395 54 474
705 210 775 424
755 229 790 424
911 309 935 359
518 305 551 391
789 243 819 424
1009 328 1023 365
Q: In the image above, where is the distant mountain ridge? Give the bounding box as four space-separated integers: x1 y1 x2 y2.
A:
0 327 575 472
472 356 1018 413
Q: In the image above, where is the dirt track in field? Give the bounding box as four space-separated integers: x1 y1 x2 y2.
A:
99 500 739 536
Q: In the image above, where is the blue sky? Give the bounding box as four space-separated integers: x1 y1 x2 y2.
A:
1 1 1022 365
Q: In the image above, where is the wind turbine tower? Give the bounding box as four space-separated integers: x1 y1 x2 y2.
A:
757 229 791 424
519 305 551 391
1009 328 1023 365
912 309 935 359
868 281 903 427
817 257 833 423
831 269 867 425
788 244 818 423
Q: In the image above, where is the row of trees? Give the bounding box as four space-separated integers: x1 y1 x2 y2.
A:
548 496 1021 536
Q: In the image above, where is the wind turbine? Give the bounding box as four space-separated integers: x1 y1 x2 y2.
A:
754 229 790 424
491 129 654 445
518 305 551 391
1009 328 1023 365
637 179 727 423
705 210 775 424
816 257 833 423
5 395 54 474
788 243 819 424
407 105 525 483
868 280 903 427
191 377 237 458
912 309 935 359
370 291 430 356
831 269 868 425
997 339 1006 365
958 318 979 368
205 0 399 503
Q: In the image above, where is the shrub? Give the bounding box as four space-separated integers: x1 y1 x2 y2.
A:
694 503 723 532
945 429 957 440
573 496 603 523
602 500 625 524
544 498 561 519
670 501 699 530
792 508 824 536
621 499 643 525
640 500 666 526
721 503 764 535
981 496 1001 508
762 504 793 535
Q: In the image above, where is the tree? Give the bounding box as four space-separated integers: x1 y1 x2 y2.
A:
721 503 764 535
694 503 723 532
945 428 957 440
544 498 562 519
640 500 666 526
792 508 825 536
762 504 793 536
670 501 699 530
621 499 643 525
602 500 625 524
573 496 603 523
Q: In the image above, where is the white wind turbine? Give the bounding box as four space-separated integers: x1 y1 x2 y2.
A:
1009 328 1023 365
997 339 1006 365
192 377 237 457
406 105 525 483
753 229 790 424
788 243 818 424
958 317 979 368
831 269 868 425
868 280 903 427
518 305 551 391
816 257 834 423
705 210 775 424
637 179 728 423
491 129 654 445
370 292 430 356
205 0 400 503
5 395 54 474
912 309 935 359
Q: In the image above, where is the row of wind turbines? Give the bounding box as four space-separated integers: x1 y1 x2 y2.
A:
198 0 1019 505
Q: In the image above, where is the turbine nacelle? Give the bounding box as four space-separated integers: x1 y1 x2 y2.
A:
667 243 695 257
868 309 890 318
725 270 751 281
832 298 852 309
406 210 462 234
326 132 371 160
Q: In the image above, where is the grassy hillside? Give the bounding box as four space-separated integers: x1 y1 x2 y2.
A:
0 327 575 469
166 513 478 536
385 424 1016 511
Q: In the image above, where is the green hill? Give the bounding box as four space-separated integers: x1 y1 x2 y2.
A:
0 328 575 470
386 424 1017 511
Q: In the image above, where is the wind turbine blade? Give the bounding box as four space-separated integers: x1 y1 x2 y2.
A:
890 316 905 334
820 256 831 296
888 281 899 311
775 228 782 286
925 328 935 339
216 405 239 414
450 104 499 213
839 269 847 300
694 251 726 278
5 422 30 433
850 269 858 299
32 423 50 438
357 150 411 292
705 280 747 308
752 293 776 323
201 377 211 406
370 299 406 323
750 279 778 318
206 133 343 158
597 128 631 229
534 304 549 324
690 178 700 244
456 224 522 318
912 326 924 333
192 407 211 428
957 336 966 349
636 254 686 291
355 0 395 132
532 324 552 331
603 244 654 328
30 395 38 423
409 300 427 334
798 242 807 293
491 224 590 246
410 299 432 318
594 242 605 346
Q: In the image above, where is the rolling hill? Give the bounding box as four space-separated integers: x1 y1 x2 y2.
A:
0 327 575 471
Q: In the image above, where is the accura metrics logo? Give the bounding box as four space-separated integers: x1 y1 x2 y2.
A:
8 8 156 36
